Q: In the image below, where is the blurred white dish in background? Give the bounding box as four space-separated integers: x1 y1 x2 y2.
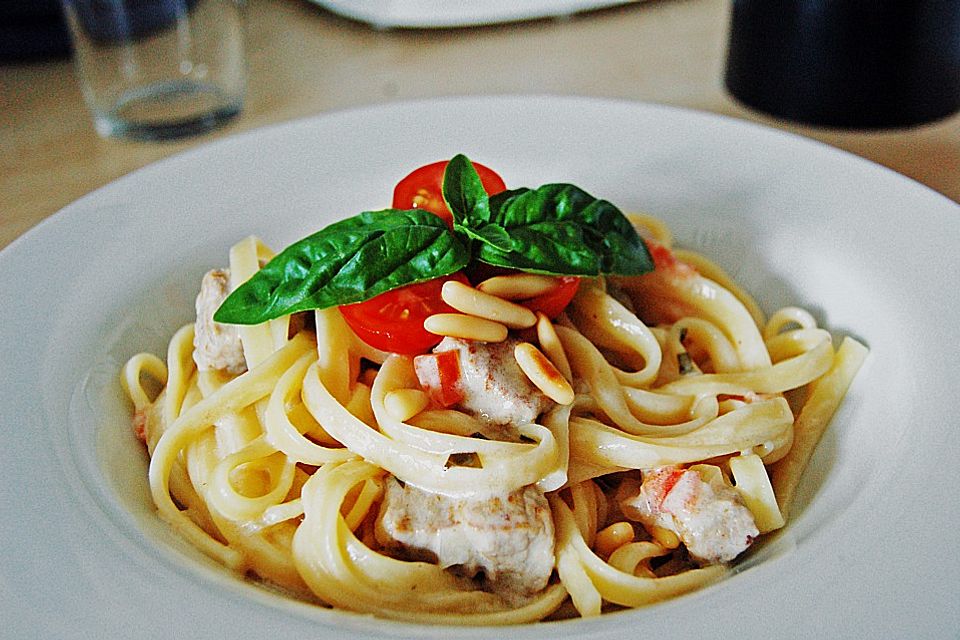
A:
307 0 644 28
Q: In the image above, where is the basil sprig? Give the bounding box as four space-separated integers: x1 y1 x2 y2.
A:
444 155 652 276
214 154 653 325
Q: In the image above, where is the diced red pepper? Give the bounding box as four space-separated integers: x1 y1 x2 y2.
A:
413 349 465 408
646 239 678 271
132 409 147 443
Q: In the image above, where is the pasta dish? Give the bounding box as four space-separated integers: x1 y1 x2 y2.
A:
121 156 866 623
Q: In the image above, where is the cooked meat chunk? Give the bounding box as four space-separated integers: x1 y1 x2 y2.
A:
432 337 552 428
621 466 758 564
193 269 246 374
376 478 555 600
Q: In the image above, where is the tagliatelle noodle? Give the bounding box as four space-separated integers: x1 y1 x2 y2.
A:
668 317 741 374
229 236 283 369
556 325 714 437
124 348 221 540
568 397 794 470
769 336 869 518
550 491 726 616
193 434 329 599
312 307 356 406
670 248 766 330
180 364 347 598
206 435 297 522
729 453 785 533
763 306 818 340
148 331 315 568
263 350 357 466
621 387 706 425
407 408 492 437
291 459 569 622
190 237 306 556
607 541 670 576
162 324 197 438
657 334 834 397
567 283 662 387
612 264 771 370
302 356 561 496
124 212 867 623
120 352 166 412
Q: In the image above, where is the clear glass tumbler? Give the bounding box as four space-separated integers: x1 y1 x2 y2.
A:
61 0 246 140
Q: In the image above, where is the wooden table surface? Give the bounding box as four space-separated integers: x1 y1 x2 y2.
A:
3 0 959 251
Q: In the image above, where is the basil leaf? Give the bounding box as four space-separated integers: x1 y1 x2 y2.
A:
443 153 491 227
454 222 514 253
474 224 514 252
474 184 654 276
213 209 469 325
475 219 609 275
443 155 653 276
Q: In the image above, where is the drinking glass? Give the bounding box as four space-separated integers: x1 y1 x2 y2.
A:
61 0 246 140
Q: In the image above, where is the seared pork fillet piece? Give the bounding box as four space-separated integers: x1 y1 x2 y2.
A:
193 269 246 375
376 478 556 600
429 337 552 427
621 466 759 564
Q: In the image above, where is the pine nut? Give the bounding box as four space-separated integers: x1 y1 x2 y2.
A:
441 280 537 329
384 388 430 423
514 342 575 404
535 312 573 382
423 313 509 342
476 273 560 300
594 521 635 556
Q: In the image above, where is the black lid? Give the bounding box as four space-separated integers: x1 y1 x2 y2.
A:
724 1 960 129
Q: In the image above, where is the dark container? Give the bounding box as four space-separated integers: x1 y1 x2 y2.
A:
0 0 70 61
724 1 960 129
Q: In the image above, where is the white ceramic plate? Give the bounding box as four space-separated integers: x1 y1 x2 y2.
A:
308 0 643 29
1 96 957 639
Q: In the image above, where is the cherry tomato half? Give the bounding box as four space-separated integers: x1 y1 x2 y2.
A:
522 276 581 319
392 159 508 227
338 273 470 355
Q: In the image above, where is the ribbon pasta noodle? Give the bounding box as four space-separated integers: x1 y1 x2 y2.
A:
121 212 866 624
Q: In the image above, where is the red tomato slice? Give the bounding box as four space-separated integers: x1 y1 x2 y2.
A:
522 276 581 319
392 159 507 227
338 273 469 355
